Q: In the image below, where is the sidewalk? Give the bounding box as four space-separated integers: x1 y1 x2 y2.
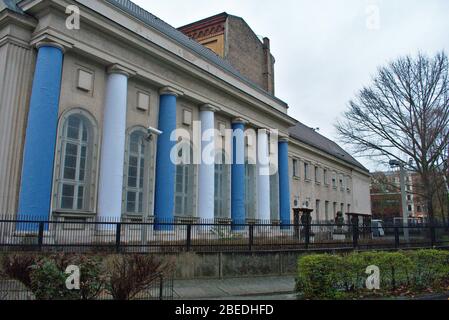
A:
173 276 296 300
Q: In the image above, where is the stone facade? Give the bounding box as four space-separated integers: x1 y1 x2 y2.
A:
0 0 371 225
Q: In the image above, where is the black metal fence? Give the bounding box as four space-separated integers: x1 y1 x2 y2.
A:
0 272 173 301
0 216 448 253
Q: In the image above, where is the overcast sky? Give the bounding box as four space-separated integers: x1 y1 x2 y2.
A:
133 0 449 171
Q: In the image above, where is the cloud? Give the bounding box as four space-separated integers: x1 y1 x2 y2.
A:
132 0 449 170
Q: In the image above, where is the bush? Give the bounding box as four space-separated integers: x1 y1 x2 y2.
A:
1 253 37 288
103 254 174 300
296 254 345 299
30 258 78 300
67 254 106 300
374 251 413 290
406 249 449 290
296 249 449 299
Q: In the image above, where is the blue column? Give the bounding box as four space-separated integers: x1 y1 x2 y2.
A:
231 119 246 230
278 138 291 227
17 43 64 227
154 88 179 231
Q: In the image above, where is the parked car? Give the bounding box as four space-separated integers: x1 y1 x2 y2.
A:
371 220 385 237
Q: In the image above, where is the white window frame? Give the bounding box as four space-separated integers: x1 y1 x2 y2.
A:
52 108 99 214
122 127 153 217
174 141 196 217
214 152 230 219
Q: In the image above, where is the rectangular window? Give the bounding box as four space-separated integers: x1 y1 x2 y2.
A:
304 163 310 180
245 163 256 220
332 173 337 188
323 169 328 185
315 200 320 221
408 204 412 212
325 201 329 221
270 172 280 221
347 204 351 213
314 166 319 183
341 203 344 214
333 202 337 215
292 159 299 177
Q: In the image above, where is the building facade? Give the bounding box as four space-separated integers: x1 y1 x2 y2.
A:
0 0 371 226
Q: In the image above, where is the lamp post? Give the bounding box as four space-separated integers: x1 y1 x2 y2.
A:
389 159 409 242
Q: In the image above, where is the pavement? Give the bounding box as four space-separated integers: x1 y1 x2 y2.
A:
173 276 297 300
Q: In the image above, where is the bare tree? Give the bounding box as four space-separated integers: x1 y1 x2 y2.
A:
336 52 449 222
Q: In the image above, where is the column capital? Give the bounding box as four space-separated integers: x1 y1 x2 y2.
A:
232 117 248 125
31 33 73 53
159 86 184 97
200 104 220 113
278 135 290 143
258 128 271 135
107 64 136 77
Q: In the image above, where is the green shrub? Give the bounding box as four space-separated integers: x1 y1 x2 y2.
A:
29 258 78 300
374 251 413 290
296 250 448 299
406 249 449 289
296 254 345 299
68 254 106 300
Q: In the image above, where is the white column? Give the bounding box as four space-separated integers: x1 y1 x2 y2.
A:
198 104 218 221
98 64 133 221
257 128 271 222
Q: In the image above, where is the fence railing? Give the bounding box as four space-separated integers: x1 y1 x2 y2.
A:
0 216 448 253
0 271 173 301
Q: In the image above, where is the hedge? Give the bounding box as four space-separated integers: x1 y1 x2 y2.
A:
0 253 174 300
296 249 449 299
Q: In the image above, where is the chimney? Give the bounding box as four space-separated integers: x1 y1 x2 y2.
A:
263 37 275 95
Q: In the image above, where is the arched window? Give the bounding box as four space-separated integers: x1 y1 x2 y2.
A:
174 141 195 217
123 129 151 215
57 113 94 211
214 152 229 219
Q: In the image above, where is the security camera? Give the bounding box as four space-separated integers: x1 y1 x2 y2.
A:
146 126 163 141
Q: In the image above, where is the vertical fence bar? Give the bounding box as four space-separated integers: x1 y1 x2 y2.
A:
304 222 310 249
248 224 254 251
186 224 192 252
430 224 436 247
38 221 44 251
394 226 400 249
115 223 121 253
352 223 358 249
159 274 164 301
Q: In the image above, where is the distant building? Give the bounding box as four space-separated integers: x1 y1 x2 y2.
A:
179 12 275 95
370 171 428 222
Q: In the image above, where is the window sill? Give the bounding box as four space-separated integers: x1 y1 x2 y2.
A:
52 210 96 218
293 175 300 180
